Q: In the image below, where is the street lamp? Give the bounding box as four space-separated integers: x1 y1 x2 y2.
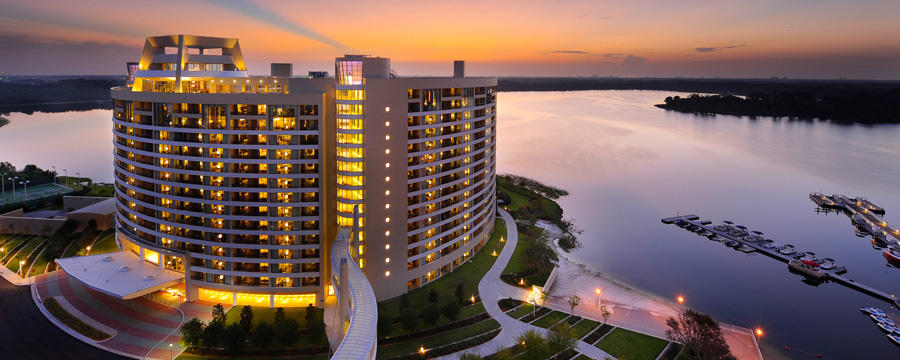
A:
19 260 25 276
169 343 174 360
19 180 30 199
676 295 685 305
10 176 18 200
86 246 92 255
52 166 56 184
595 288 602 308
755 328 764 337
63 169 68 186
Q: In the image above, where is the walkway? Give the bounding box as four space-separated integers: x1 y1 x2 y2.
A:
436 209 613 359
33 271 223 360
0 275 124 359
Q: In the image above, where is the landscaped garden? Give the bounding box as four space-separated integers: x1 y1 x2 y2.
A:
178 304 329 358
374 217 507 359
595 328 670 360
1 218 111 277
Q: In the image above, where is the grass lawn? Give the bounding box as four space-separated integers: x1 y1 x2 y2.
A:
379 218 506 322
573 355 592 360
500 223 550 287
570 318 601 339
376 318 500 359
506 303 535 319
531 310 568 328
0 234 27 260
497 175 564 224
28 246 51 276
595 328 669 360
88 230 118 255
386 302 486 337
6 236 44 272
44 297 111 340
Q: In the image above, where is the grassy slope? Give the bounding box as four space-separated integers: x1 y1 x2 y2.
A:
596 328 669 360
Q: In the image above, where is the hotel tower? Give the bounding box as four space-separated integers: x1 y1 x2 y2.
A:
106 35 497 306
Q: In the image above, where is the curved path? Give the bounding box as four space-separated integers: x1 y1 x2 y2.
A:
0 276 125 359
437 209 613 359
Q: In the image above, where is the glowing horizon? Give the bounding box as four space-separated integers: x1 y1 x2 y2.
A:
1 0 899 79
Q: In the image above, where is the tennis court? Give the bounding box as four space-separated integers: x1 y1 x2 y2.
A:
0 183 73 206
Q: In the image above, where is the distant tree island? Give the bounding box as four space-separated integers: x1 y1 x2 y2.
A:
0 77 121 115
0 116 8 128
656 92 900 124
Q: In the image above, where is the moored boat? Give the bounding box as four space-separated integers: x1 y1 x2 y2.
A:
883 247 900 267
788 259 827 280
778 245 797 255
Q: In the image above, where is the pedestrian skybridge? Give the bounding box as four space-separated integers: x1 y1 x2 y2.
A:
329 207 378 360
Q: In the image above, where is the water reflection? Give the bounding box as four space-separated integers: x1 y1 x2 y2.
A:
497 90 900 358
0 110 113 182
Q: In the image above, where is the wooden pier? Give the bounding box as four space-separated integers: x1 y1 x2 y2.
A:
662 214 900 308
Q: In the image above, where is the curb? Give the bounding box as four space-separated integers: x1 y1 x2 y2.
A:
31 283 142 359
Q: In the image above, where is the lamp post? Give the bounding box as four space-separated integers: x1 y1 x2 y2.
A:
11 176 18 200
63 169 67 186
86 246 92 255
169 343 173 360
595 288 602 308
19 260 25 276
676 295 685 306
52 166 57 184
19 180 30 199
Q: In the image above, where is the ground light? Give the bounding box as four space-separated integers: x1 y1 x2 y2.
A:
418 346 426 355
755 328 764 337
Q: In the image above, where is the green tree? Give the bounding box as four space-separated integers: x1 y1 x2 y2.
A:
599 304 611 324
666 309 736 360
251 322 275 349
428 288 439 303
441 301 461 321
223 322 246 355
239 305 254 334
201 320 225 352
524 230 558 276
516 330 550 360
378 312 394 336
547 322 578 355
274 307 286 325
400 311 418 335
211 303 226 325
305 303 316 325
307 318 327 344
401 293 410 309
421 305 440 325
567 294 581 312
179 318 205 349
275 317 301 348
455 283 465 304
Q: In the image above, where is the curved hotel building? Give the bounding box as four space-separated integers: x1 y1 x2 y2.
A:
103 35 497 306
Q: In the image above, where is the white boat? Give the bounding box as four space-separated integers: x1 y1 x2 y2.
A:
878 322 897 333
888 333 900 345
861 307 886 316
778 245 797 255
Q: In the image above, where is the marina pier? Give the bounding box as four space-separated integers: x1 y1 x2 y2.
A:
662 215 900 308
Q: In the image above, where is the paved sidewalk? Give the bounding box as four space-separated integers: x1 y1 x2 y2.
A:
33 271 196 360
436 209 614 359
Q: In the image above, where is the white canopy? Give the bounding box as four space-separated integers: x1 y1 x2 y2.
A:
56 251 183 299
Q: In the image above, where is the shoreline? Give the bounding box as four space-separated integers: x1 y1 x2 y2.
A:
536 219 765 360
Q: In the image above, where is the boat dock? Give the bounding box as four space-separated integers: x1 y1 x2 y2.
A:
810 193 900 244
662 214 900 308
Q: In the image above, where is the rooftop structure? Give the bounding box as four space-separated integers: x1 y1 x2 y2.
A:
62 35 497 308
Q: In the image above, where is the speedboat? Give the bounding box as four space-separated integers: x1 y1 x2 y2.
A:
873 231 888 246
883 246 900 267
779 245 797 255
788 259 827 280
878 323 898 334
736 245 755 253
853 213 875 233
796 252 821 263
888 333 900 345
760 240 776 249
861 307 887 316
818 258 836 270
724 240 740 248
744 234 764 243
714 223 731 231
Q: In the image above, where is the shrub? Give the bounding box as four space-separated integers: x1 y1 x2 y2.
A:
441 301 461 321
180 318 205 348
421 305 440 325
223 322 246 355
275 317 301 348
239 305 253 334
251 322 275 349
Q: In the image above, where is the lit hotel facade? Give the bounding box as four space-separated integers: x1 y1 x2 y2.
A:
109 35 497 305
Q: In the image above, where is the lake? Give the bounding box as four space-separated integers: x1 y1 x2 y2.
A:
2 90 900 357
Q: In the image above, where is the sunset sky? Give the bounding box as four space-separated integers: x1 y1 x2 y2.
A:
1 0 899 79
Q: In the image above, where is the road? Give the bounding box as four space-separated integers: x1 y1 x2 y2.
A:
0 276 125 360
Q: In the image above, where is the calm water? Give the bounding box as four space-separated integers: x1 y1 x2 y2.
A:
2 91 900 357
497 91 900 359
